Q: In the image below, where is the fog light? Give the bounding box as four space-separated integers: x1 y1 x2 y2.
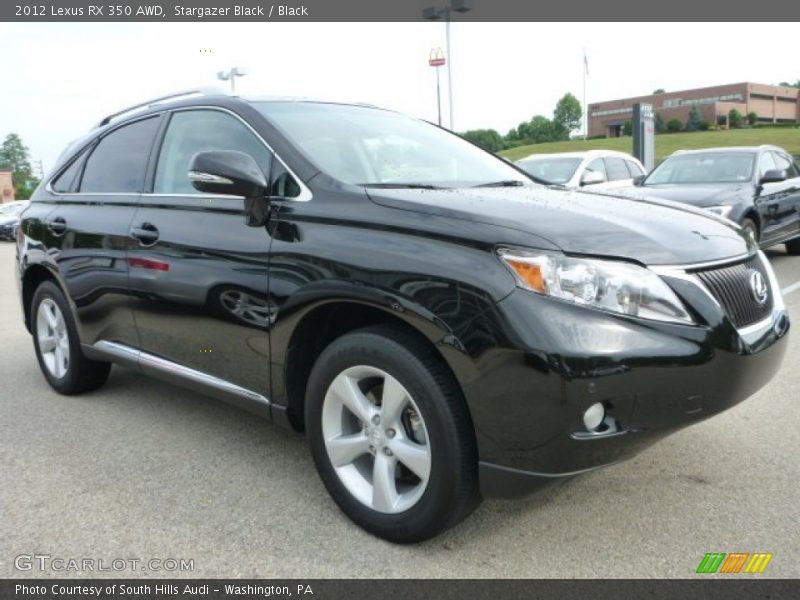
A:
583 402 605 431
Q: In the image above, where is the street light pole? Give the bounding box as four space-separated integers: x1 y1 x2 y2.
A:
216 66 247 93
423 0 473 131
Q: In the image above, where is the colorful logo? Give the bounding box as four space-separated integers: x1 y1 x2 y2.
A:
696 552 773 574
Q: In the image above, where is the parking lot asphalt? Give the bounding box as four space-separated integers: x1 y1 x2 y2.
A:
1 241 799 579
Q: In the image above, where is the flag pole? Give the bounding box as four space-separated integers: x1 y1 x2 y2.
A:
582 48 588 139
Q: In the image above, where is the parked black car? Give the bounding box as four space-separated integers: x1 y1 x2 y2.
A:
622 146 800 252
16 91 789 542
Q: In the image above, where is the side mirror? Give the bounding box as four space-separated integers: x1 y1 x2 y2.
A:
632 174 646 186
759 169 787 185
580 170 606 186
188 150 268 198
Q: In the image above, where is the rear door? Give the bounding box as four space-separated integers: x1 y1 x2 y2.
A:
127 107 274 399
39 115 161 348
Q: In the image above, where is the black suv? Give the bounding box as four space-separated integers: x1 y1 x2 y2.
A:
624 146 800 249
17 91 789 542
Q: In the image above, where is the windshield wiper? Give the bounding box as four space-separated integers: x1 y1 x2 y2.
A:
360 182 444 190
472 180 527 188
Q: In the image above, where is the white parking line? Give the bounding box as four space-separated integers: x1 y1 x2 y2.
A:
782 280 800 296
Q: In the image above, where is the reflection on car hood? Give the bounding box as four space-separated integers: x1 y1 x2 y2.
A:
368 185 748 266
614 183 751 208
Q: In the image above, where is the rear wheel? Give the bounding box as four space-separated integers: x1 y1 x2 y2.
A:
31 281 111 394
305 325 480 543
786 237 800 256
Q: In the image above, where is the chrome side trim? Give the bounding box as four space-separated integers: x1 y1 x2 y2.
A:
92 341 270 412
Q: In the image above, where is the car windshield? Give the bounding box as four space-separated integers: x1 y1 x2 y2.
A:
645 152 755 185
516 157 581 184
255 102 529 188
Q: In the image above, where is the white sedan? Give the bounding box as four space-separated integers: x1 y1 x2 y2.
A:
516 150 646 190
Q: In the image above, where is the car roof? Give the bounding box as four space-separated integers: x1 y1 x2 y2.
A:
671 145 786 156
517 149 638 162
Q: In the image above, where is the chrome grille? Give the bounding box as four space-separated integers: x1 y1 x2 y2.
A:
693 254 773 328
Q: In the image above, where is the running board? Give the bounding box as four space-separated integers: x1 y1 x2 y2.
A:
88 341 271 419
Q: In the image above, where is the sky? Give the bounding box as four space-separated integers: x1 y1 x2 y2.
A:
0 22 798 174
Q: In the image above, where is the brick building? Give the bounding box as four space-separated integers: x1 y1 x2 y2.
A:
588 82 800 138
0 170 14 203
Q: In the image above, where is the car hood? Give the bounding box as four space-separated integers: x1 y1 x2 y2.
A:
367 185 748 266
616 183 751 208
0 215 20 225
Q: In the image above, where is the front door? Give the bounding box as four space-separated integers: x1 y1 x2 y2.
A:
127 108 275 399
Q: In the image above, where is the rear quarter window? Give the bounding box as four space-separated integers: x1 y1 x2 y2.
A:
80 116 160 193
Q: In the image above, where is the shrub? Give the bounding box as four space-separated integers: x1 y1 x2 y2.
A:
667 118 682 133
622 120 633 136
728 109 743 128
747 112 758 126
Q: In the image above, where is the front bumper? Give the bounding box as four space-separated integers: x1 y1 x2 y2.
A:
465 253 790 498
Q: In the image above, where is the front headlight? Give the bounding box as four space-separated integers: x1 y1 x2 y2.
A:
498 248 693 324
704 205 734 219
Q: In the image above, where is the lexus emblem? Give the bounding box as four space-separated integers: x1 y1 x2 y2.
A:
749 271 769 305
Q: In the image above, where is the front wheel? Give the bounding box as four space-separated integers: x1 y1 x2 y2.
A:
740 218 759 244
305 325 480 543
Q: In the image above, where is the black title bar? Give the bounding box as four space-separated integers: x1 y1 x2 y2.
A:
5 0 800 21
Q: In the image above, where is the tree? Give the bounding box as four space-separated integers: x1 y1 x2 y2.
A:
553 93 582 134
622 120 633 136
747 111 758 126
685 106 708 131
653 88 665 94
654 112 666 133
778 80 800 88
461 129 505 152
0 133 39 200
728 108 743 128
667 118 683 133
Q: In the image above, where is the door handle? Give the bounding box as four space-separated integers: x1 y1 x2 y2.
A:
130 223 160 246
47 216 67 235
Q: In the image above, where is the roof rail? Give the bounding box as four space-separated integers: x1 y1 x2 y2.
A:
94 87 228 128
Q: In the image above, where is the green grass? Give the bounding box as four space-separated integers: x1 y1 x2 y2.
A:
499 127 800 163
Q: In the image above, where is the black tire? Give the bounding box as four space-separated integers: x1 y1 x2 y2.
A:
31 281 111 394
740 218 759 243
305 324 480 543
786 237 800 256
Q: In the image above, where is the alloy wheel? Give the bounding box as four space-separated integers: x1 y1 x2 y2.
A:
322 365 432 514
36 298 70 379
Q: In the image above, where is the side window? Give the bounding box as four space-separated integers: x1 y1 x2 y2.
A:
772 152 798 177
585 158 606 179
625 160 645 178
51 147 90 193
80 117 160 193
758 152 777 177
604 157 631 181
154 110 273 195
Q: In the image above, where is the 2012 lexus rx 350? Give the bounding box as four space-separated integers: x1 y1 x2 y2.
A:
17 91 789 542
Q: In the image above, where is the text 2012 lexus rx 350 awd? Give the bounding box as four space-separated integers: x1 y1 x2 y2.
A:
17 91 789 542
